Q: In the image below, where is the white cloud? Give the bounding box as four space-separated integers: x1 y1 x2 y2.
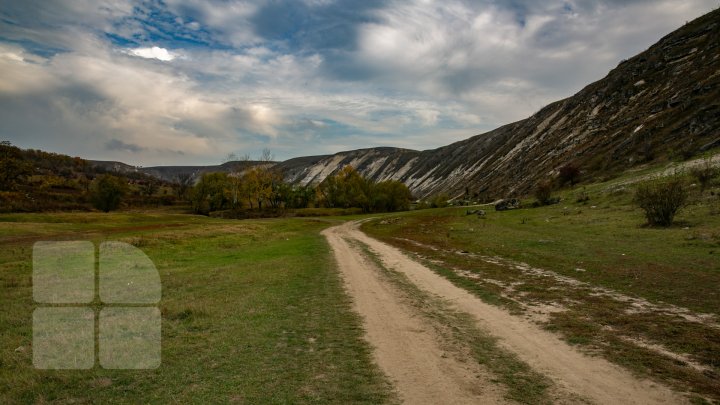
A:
1 0 718 165
128 46 177 62
163 0 260 47
349 0 717 126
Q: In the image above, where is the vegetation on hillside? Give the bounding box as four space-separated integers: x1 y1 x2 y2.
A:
0 142 413 217
89 174 129 212
0 142 176 212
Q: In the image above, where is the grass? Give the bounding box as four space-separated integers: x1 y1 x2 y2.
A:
0 211 396 404
361 169 720 402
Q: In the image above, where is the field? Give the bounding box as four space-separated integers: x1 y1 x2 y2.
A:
362 169 720 403
0 212 394 404
1 162 719 404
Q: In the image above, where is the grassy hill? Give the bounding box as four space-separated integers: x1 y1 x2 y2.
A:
361 154 720 402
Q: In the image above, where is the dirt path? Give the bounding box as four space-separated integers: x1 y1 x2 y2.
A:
322 224 508 405
323 221 688 405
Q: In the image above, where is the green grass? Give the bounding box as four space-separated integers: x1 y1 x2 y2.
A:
0 212 395 404
364 180 720 314
361 169 720 402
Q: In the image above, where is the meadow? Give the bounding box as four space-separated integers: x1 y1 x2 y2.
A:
2 160 719 403
0 211 395 404
362 169 720 402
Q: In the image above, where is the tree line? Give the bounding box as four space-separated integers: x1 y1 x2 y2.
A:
191 164 412 215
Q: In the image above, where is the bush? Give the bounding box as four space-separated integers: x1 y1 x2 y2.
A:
534 181 554 205
429 193 450 208
576 190 590 203
90 174 128 212
634 177 687 226
558 163 581 186
690 159 718 193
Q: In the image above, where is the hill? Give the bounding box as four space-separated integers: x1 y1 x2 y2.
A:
269 9 720 199
4 9 719 203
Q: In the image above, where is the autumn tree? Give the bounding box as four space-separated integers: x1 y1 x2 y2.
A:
238 149 281 211
90 174 128 212
319 166 370 210
319 166 411 213
191 172 231 215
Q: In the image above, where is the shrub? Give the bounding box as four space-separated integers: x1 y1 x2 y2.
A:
690 159 718 193
429 193 450 208
558 163 581 186
576 190 590 203
90 174 128 212
534 181 554 205
634 177 687 226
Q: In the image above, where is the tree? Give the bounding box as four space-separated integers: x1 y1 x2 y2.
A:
242 166 275 211
634 177 687 226
372 180 412 212
139 180 160 198
90 174 128 212
174 173 194 201
191 173 231 215
259 148 274 163
319 166 372 211
0 141 32 191
232 149 280 211
284 185 316 209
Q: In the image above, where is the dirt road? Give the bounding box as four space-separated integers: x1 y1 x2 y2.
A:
323 221 687 404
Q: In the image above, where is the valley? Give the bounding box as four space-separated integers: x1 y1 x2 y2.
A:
1 4 720 405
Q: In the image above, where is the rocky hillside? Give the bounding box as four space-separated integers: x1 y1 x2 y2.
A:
274 9 720 199
95 9 719 200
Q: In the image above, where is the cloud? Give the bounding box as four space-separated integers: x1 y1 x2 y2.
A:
106 139 145 153
0 0 717 165
128 46 177 61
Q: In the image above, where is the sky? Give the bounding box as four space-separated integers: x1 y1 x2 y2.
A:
0 0 717 166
